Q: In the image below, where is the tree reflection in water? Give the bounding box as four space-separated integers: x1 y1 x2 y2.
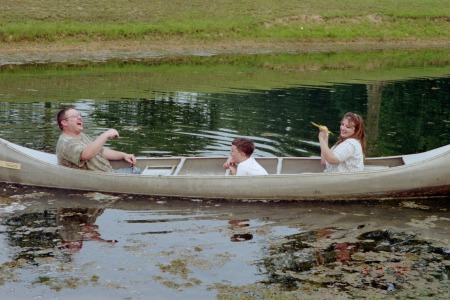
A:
4 210 63 263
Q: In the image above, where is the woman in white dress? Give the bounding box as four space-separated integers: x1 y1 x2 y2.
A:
318 112 366 173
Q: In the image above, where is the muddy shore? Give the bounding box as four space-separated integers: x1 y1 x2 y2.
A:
2 38 449 65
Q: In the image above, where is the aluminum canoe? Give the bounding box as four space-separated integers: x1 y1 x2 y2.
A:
0 138 449 200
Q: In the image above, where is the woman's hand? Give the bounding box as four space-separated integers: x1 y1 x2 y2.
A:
318 126 329 142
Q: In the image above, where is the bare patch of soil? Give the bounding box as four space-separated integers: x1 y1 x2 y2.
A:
1 38 449 66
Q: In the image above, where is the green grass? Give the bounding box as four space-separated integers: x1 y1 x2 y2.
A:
1 0 449 43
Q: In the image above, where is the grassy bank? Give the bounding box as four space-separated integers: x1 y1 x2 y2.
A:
1 0 449 45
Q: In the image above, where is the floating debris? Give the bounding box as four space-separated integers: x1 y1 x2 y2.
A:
401 201 430 210
10 191 50 200
0 202 27 213
84 192 120 202
258 227 450 296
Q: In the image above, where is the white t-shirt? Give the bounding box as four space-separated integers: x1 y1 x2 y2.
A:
325 138 364 173
236 157 268 176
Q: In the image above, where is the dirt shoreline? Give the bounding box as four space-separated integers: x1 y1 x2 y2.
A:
2 38 449 65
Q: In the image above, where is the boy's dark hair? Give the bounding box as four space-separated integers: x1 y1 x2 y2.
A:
232 138 255 157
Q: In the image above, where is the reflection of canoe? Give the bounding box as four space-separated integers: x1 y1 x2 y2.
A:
0 138 449 201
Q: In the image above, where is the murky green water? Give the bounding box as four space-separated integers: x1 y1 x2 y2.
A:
1 185 449 299
0 54 449 299
1 59 449 157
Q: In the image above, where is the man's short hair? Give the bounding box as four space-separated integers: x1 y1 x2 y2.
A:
56 106 75 130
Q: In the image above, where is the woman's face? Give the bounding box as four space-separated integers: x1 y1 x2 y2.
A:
339 118 355 139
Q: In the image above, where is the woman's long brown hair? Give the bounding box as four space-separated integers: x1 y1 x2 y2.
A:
335 112 366 157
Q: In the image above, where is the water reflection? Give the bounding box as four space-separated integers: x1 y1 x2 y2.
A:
57 208 117 252
1 183 449 299
229 220 253 242
4 210 64 263
2 207 115 264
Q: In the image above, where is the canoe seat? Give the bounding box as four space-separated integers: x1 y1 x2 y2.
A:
363 165 390 171
142 165 177 176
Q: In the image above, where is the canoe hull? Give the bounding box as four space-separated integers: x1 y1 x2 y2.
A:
1 139 449 200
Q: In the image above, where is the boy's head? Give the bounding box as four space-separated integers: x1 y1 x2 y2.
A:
231 138 255 160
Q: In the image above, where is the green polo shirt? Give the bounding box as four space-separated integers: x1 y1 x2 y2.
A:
56 132 113 172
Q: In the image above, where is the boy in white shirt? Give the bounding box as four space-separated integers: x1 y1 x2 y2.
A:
223 138 268 176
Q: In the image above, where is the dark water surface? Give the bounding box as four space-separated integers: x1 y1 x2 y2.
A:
0 60 449 298
0 184 449 299
1 63 449 157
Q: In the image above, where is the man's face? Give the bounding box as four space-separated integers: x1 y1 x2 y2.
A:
62 109 83 133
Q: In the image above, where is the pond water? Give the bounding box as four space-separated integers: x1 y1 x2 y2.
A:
0 185 449 299
0 55 449 298
0 57 449 157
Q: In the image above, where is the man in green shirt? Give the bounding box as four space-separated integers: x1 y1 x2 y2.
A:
56 106 138 173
